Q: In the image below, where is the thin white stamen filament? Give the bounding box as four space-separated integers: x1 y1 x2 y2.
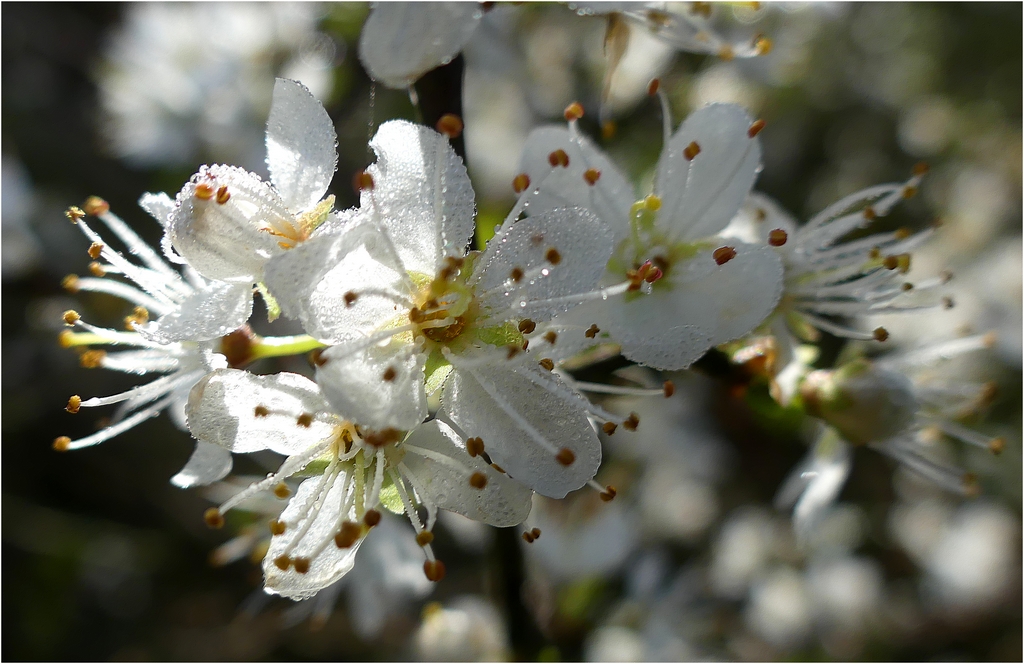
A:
73 277 172 315
64 394 176 450
283 452 343 557
218 438 334 514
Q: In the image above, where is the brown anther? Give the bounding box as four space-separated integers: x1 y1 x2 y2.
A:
87 242 104 259
894 227 912 240
292 557 311 574
335 521 362 548
912 162 930 176
61 274 80 292
543 331 558 344
585 324 600 339
539 358 555 371
901 282 914 291
986 436 1005 455
683 141 701 160
509 266 525 283
409 307 425 323
512 173 531 194
362 428 402 447
213 186 229 205
767 228 788 246
506 344 521 360
83 196 110 216
531 528 541 538
521 339 529 351
718 45 735 61
548 149 570 168
274 483 291 499
902 185 918 199
647 78 660 96
602 422 618 435
295 413 313 428
353 170 375 192
584 168 601 186
268 519 287 536
58 330 74 348
342 291 358 308
748 119 766 138
124 306 149 330
863 207 877 220
65 395 81 414
80 350 106 368
518 319 537 334
623 412 640 431
435 113 464 139
555 448 576 466
466 436 485 457
273 555 292 570
545 247 562 264
522 532 535 543
599 485 617 502
869 247 881 259
713 246 737 265
663 380 675 398
491 463 505 474
469 472 488 489
65 206 85 222
962 472 981 498
601 120 617 140
981 381 998 403
62 310 80 326
194 183 215 201
416 531 435 547
563 101 584 122
873 327 889 342
204 508 225 529
364 509 382 527
691 2 712 17
52 436 71 451
755 207 767 222
423 559 446 582
942 296 955 309
88 262 106 277
382 366 397 382
754 35 773 56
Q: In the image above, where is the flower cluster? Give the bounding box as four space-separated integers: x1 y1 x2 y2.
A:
56 42 1003 607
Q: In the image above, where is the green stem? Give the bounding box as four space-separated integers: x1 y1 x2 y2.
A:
249 334 326 361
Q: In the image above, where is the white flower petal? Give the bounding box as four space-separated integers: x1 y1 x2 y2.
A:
171 441 233 489
186 368 336 455
266 78 337 213
358 3 483 89
136 281 253 343
264 475 363 600
474 207 614 323
518 126 635 244
316 342 427 431
655 104 761 242
263 219 413 345
401 420 533 527
776 431 853 542
443 364 601 498
168 164 291 283
138 191 175 224
364 120 476 275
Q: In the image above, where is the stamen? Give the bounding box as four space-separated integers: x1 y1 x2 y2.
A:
296 413 314 427
87 242 104 259
768 229 788 246
270 519 286 536
63 310 80 326
273 555 292 571
647 78 660 96
65 206 85 222
274 483 291 498
194 183 214 201
683 141 701 160
334 521 362 548
416 530 434 546
518 319 536 334
547 149 570 168
292 557 311 574
563 101 584 122
382 366 397 382
204 508 225 529
66 395 81 414
466 436 485 457
469 472 488 489
545 248 562 264
353 170 375 192
539 358 555 371
423 559 446 582
215 186 230 205
663 381 675 397
512 173 530 194
754 35 772 56
436 114 464 139
584 169 601 186
585 324 600 339
62 274 79 292
88 262 106 276
52 436 71 451
83 196 110 216
623 413 640 431
873 327 889 342
713 246 737 265
364 509 382 527
602 422 617 435
543 331 558 344
555 448 575 466
748 119 766 138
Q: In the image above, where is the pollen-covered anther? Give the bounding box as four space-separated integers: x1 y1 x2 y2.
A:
273 555 292 571
545 247 562 264
768 228 788 246
382 366 397 382
539 358 555 371
466 436 485 457
555 448 576 466
602 120 617 140
882 253 912 273
65 206 85 223
901 282 914 291
291 557 311 574
873 327 889 342
88 262 106 277
335 520 362 548
986 436 1006 455
507 266 525 284
522 531 535 543
547 149 570 168
80 350 106 368
53 436 71 451
509 173 532 197
754 35 773 56
584 168 601 186
602 422 617 435
748 119 766 138
599 485 617 502
364 509 382 527
469 472 488 489
124 306 149 330
683 141 701 160
87 242 104 259
83 196 110 216
623 412 640 431
274 482 291 499
585 324 600 339
353 170 375 192
563 101 584 122
435 113 465 139
204 508 225 529
647 78 660 96
269 519 286 536
251 404 269 418
62 310 80 326
543 331 558 344
518 319 536 334
913 162 930 176
863 207 877 221
66 395 81 414
423 559 446 582
416 531 435 547
713 246 737 265
663 380 675 398
894 228 912 240
58 330 74 348
296 413 314 428
212 185 229 205
194 183 215 201
61 274 80 292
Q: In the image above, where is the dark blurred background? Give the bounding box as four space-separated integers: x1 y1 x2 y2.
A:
3 3 1021 661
